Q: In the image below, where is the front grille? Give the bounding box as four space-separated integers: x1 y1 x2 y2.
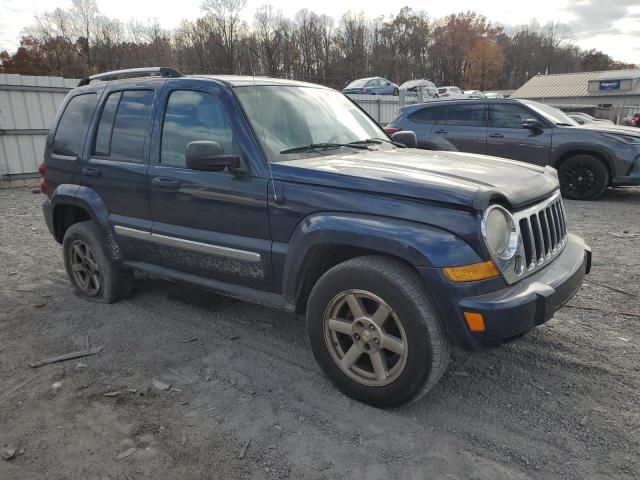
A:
515 192 567 272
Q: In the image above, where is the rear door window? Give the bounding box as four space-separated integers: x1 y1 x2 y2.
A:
52 93 97 156
408 106 445 124
93 89 154 162
445 104 486 127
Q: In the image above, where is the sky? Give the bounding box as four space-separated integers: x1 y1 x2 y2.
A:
0 0 638 65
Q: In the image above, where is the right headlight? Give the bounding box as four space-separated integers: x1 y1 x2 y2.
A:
481 205 519 260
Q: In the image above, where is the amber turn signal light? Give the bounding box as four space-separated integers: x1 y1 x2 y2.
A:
442 260 499 282
464 312 486 332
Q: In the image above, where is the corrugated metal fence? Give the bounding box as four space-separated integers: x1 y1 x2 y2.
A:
346 92 426 125
0 74 76 183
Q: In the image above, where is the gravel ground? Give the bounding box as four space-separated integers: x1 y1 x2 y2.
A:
1 186 639 480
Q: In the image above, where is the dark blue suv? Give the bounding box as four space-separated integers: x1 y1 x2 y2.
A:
41 67 591 407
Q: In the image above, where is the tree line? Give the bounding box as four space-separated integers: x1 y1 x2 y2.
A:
0 0 635 91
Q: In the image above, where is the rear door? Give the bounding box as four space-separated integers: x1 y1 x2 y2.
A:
486 103 552 165
81 79 165 257
145 79 272 290
439 103 487 154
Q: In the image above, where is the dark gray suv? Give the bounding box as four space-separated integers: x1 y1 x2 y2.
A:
387 99 640 200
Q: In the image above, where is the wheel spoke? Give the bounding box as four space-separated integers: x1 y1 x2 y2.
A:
370 352 388 381
381 333 405 355
72 244 84 259
345 294 366 319
328 318 353 335
81 273 91 290
340 344 362 369
71 262 85 272
90 273 100 290
371 303 390 327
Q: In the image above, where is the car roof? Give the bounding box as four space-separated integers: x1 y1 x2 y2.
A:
73 73 332 91
399 97 520 112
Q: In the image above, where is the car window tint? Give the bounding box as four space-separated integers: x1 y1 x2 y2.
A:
445 104 486 127
438 88 447 94
490 104 530 129
408 106 444 124
107 90 154 162
52 93 97 156
161 90 234 168
93 92 122 157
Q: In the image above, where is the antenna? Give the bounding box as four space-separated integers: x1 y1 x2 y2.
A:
247 44 279 203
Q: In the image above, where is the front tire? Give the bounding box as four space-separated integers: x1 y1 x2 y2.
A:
63 221 133 303
306 256 450 408
558 154 609 200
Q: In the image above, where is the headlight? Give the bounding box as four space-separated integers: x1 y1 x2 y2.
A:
481 205 519 260
601 133 640 145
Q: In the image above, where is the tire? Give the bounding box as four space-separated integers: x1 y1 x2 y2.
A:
63 220 133 303
433 94 439 99
558 154 609 200
393 88 399 96
306 255 451 408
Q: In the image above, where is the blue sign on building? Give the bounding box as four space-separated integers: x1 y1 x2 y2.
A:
599 80 621 91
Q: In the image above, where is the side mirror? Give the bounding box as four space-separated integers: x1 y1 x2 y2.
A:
185 141 241 172
522 118 542 130
391 131 418 148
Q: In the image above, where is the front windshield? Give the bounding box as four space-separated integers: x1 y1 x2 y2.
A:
520 100 578 126
345 79 369 88
235 86 388 162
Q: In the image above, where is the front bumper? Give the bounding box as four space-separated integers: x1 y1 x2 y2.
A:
420 234 591 350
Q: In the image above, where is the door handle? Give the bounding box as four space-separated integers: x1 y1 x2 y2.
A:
152 177 181 190
489 133 504 138
81 167 101 177
434 129 448 134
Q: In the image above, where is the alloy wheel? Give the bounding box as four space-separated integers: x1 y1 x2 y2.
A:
562 160 597 198
323 289 408 386
69 239 101 296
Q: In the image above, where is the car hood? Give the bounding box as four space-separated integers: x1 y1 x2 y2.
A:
578 123 640 136
271 148 559 210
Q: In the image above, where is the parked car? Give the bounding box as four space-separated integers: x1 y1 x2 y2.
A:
41 67 590 407
399 79 439 98
387 98 640 200
567 112 614 125
343 77 399 96
437 86 466 98
484 92 505 99
629 113 640 127
464 90 486 99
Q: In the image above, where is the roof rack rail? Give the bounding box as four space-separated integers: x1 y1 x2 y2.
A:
77 67 183 87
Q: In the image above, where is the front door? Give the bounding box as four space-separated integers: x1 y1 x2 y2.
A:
146 79 272 290
486 103 552 165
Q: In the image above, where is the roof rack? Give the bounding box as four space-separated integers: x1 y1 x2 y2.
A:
77 67 182 87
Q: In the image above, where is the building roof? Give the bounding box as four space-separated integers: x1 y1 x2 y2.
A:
512 69 640 99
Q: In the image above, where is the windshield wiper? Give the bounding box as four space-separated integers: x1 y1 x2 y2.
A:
280 142 370 154
348 137 406 148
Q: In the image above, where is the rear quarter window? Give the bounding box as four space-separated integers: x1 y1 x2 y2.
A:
52 93 97 156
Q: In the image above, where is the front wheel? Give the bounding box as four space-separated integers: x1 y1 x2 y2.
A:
306 256 450 408
558 154 609 200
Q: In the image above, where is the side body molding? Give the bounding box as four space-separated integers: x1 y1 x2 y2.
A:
281 212 482 302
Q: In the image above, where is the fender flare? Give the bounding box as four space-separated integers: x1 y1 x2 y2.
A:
49 185 122 260
281 212 482 303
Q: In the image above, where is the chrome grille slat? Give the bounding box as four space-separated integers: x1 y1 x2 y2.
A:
509 191 568 278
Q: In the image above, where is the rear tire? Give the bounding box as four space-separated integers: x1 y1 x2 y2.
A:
63 221 133 303
558 154 609 200
306 256 450 408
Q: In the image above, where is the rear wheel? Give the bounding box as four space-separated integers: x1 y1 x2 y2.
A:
63 221 133 303
306 256 450 407
558 154 609 200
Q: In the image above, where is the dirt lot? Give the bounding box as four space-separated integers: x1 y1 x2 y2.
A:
1 186 639 480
